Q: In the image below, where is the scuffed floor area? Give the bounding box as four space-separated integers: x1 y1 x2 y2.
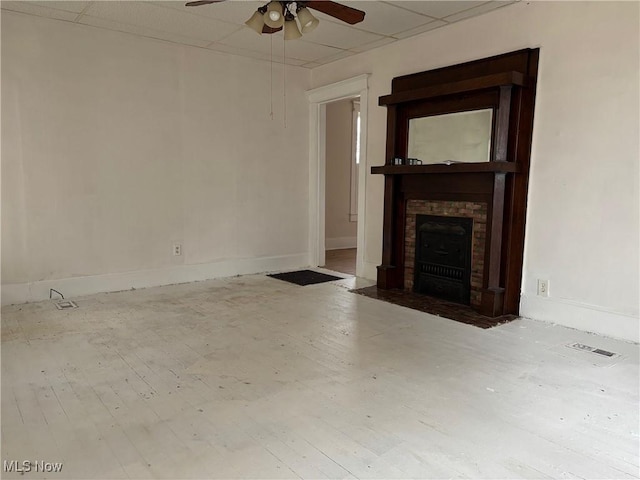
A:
1 274 638 479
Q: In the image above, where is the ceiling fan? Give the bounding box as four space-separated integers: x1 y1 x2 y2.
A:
185 1 366 39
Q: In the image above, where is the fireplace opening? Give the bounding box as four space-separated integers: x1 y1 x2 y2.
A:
414 215 473 305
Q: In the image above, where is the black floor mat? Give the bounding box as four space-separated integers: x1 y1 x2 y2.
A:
268 270 343 286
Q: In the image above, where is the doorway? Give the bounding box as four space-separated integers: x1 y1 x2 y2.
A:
324 97 360 276
306 74 369 277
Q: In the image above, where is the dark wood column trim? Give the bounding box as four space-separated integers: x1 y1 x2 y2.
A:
487 173 506 287
378 104 401 288
480 172 507 316
384 105 398 165
493 86 512 162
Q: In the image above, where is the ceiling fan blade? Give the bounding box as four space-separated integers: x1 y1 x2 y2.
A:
263 25 283 34
304 1 365 25
185 0 225 6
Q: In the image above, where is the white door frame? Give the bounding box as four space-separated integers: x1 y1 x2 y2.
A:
306 74 369 276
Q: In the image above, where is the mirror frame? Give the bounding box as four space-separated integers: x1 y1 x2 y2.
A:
397 89 506 164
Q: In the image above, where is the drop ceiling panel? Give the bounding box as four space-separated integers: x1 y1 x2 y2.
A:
444 1 512 22
78 14 213 48
207 44 306 66
2 2 79 21
218 27 285 55
151 1 264 25
296 16 384 50
339 1 434 36
2 1 519 68
218 28 343 62
314 49 356 65
349 36 396 53
279 56 308 66
84 1 240 42
389 1 488 19
392 19 447 39
29 1 91 14
283 40 345 62
206 42 271 62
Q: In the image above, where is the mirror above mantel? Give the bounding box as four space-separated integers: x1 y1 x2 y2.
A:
407 108 493 164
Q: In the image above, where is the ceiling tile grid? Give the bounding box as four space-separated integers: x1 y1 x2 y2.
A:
389 1 487 19
1 1 518 68
77 12 214 48
296 17 384 50
1 1 82 21
83 1 242 42
29 0 91 13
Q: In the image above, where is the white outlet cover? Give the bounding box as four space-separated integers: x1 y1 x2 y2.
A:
537 279 549 297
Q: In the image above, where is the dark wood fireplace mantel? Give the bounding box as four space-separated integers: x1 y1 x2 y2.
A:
372 49 539 318
371 162 520 175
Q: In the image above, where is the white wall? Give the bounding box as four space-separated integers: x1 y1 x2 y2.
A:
325 99 357 250
311 1 639 342
1 11 311 304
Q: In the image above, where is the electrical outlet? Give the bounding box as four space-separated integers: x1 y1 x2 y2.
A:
173 244 182 256
537 279 549 297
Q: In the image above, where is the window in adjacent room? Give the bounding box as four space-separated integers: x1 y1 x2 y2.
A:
350 100 360 222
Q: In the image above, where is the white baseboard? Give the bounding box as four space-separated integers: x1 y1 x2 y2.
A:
1 253 309 306
360 261 378 281
325 236 357 250
520 294 639 343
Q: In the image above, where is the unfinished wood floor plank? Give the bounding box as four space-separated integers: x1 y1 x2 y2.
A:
2 275 638 479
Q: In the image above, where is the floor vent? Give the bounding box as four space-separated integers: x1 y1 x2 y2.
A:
567 342 617 358
592 348 616 357
55 300 78 310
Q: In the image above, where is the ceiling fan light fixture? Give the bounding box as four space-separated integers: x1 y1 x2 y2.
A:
245 8 266 34
296 6 319 33
263 2 284 28
284 14 302 40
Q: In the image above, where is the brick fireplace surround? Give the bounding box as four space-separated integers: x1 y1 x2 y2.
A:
404 200 487 308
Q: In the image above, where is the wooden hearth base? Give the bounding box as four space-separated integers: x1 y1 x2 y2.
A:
352 286 517 329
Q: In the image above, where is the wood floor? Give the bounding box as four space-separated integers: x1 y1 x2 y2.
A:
1 275 638 479
325 248 356 275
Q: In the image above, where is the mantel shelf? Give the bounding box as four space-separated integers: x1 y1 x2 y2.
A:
371 162 520 175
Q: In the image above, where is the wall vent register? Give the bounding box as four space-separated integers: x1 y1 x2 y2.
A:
55 300 78 310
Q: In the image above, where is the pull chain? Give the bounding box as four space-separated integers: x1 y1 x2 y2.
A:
270 35 274 120
283 35 287 128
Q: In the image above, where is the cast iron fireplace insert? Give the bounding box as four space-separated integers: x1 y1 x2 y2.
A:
414 215 473 305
